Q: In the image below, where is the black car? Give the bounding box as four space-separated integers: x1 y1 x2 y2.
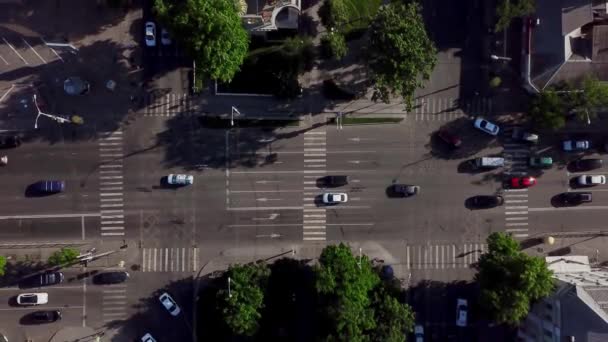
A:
30 310 61 323
318 175 348 188
437 130 462 148
32 180 65 194
570 158 603 171
93 271 129 284
559 192 592 205
0 135 20 148
468 195 504 209
390 184 420 197
19 272 64 288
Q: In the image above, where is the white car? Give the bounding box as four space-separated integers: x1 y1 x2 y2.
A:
141 333 157 342
159 292 181 316
414 325 424 342
563 140 590 151
456 298 468 327
322 193 348 204
145 22 156 47
577 174 606 186
17 293 48 305
473 118 500 136
167 174 193 186
161 28 171 45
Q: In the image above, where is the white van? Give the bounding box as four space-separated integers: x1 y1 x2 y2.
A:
474 157 504 169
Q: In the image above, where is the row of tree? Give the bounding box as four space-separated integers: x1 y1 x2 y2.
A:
205 233 555 340
529 77 608 130
152 0 437 108
206 244 415 341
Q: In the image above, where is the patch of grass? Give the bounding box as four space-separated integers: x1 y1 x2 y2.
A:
199 117 300 129
328 117 403 125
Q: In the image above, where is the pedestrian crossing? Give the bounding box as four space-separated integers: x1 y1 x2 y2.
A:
98 130 125 237
404 243 487 269
303 129 327 241
406 97 492 121
141 247 199 272
143 93 194 117
501 127 531 238
102 284 128 323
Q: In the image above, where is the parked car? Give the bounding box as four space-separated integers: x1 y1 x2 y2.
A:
30 310 61 323
167 174 193 186
570 158 603 171
414 325 424 342
93 271 129 285
456 298 468 327
511 127 538 144
145 22 156 47
510 176 537 188
17 293 48 305
141 333 157 342
322 193 348 204
161 28 171 45
0 135 21 148
577 174 606 186
473 117 499 135
529 156 553 168
318 175 348 188
558 192 592 205
563 139 590 151
437 130 462 148
469 195 504 209
390 184 420 197
32 180 65 194
63 77 90 96
159 292 180 316
19 272 64 288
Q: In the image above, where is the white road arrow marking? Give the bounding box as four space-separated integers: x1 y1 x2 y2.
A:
252 213 280 221
255 180 282 184
257 198 281 202
348 137 374 142
255 233 282 238
347 160 373 164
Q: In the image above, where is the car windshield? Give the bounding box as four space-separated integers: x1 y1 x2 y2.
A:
22 295 36 303
164 298 176 310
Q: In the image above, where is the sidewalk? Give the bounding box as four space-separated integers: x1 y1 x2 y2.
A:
49 327 100 342
523 232 608 266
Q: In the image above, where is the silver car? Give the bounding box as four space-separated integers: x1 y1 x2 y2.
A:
159 292 181 316
167 174 193 186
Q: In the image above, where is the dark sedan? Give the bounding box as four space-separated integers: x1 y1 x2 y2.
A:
30 310 61 323
93 271 129 285
468 195 504 209
19 272 64 288
558 192 592 206
0 135 20 148
570 158 603 172
32 180 65 194
390 184 420 197
437 130 462 148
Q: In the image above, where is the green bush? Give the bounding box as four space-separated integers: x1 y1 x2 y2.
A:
0 256 6 277
320 0 381 34
321 33 347 60
489 76 502 88
48 248 79 266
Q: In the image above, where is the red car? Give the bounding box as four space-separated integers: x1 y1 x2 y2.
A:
437 130 462 148
510 176 537 188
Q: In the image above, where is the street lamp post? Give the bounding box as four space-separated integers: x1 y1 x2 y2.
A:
33 94 70 129
490 54 512 61
231 106 241 127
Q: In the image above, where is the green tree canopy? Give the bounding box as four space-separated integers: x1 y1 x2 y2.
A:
216 263 270 336
315 243 380 341
529 91 566 130
0 256 6 277
475 232 554 325
153 0 249 83
370 286 415 342
47 247 79 266
568 77 608 122
366 2 437 110
495 0 535 32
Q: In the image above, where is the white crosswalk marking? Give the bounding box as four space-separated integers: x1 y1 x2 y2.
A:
501 126 531 238
102 284 128 322
99 131 125 237
141 247 199 272
403 243 486 269
410 97 492 121
144 93 193 117
302 129 327 241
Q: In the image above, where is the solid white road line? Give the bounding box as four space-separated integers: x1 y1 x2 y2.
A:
528 206 608 211
0 212 100 220
505 217 528 221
